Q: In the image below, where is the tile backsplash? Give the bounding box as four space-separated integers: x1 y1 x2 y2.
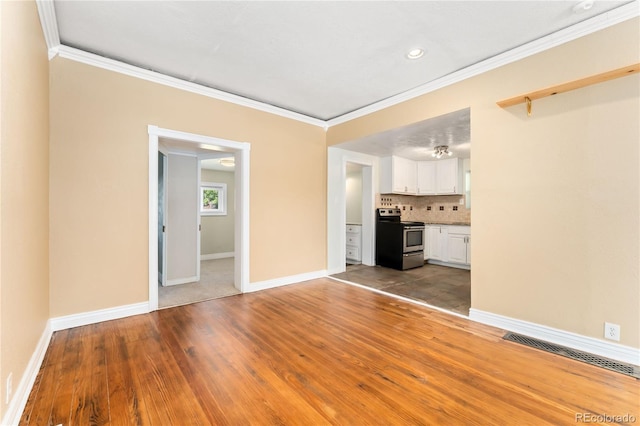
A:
377 194 470 225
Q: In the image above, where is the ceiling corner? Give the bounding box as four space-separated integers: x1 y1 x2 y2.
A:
35 0 60 58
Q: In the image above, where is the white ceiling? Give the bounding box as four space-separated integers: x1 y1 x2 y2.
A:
52 0 634 122
159 138 235 171
339 107 471 161
201 157 235 172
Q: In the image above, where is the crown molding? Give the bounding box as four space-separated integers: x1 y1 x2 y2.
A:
40 1 638 130
326 1 640 127
55 46 327 128
35 0 60 60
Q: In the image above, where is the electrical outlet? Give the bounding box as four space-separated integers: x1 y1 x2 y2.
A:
5 372 12 405
604 322 620 342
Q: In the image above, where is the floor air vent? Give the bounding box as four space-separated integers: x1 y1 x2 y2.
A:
503 332 640 379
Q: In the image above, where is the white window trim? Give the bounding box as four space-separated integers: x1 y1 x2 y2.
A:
201 182 227 216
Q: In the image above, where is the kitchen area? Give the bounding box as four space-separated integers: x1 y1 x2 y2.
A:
331 108 471 316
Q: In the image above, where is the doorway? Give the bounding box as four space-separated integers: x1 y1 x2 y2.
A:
157 153 241 308
327 148 377 275
148 125 250 311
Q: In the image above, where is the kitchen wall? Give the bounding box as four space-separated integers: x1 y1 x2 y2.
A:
346 167 363 224
201 169 235 256
377 194 471 225
328 18 640 348
49 56 327 317
0 0 50 420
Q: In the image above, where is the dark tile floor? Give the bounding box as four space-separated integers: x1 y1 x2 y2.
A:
331 263 471 316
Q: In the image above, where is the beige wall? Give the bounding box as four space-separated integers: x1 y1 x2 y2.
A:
0 0 50 418
328 19 640 347
49 57 327 317
201 169 235 255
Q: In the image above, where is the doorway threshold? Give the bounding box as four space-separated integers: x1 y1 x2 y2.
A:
329 263 470 317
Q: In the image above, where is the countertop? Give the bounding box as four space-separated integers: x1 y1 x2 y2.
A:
423 222 470 226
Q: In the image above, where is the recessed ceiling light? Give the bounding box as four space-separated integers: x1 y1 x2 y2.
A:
573 0 594 13
219 157 235 167
406 48 425 60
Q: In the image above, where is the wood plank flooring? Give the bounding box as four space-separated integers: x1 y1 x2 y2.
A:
21 278 639 425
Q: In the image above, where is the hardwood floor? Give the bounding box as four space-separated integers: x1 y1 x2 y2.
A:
22 278 638 425
332 263 471 315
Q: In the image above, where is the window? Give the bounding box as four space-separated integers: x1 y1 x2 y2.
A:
200 182 227 215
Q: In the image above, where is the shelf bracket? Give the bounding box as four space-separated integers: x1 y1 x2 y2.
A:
496 63 639 116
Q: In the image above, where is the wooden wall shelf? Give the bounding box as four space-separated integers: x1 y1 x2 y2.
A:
496 63 639 111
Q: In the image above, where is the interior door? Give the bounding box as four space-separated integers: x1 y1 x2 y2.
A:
166 153 200 285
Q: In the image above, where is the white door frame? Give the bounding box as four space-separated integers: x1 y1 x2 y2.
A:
327 147 378 275
148 125 250 311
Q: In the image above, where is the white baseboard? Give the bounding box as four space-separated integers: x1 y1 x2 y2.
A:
165 276 199 287
426 260 470 270
247 270 328 293
469 308 640 366
50 302 150 332
201 252 234 261
2 321 53 426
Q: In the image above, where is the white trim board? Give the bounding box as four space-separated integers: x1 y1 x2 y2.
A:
165 276 199 286
4 302 149 425
247 270 328 293
325 2 640 127
49 302 150 332
36 1 638 128
55 46 325 128
1 322 52 426
469 309 640 366
329 276 469 320
201 252 234 260
35 0 60 60
148 125 251 311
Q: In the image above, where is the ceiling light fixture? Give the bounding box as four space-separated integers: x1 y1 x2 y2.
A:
406 48 424 60
219 158 235 167
432 145 453 159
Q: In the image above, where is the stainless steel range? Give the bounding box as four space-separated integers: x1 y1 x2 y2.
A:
375 208 425 270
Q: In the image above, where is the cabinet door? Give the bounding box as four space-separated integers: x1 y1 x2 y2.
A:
417 162 436 195
393 157 416 194
346 232 360 248
346 245 361 262
436 158 461 195
427 226 443 260
381 156 417 194
447 234 468 264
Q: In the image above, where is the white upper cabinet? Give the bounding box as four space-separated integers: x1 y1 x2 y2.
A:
417 162 436 195
435 158 463 195
380 156 417 195
381 156 463 195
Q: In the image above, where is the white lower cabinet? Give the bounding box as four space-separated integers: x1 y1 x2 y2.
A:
425 225 470 267
425 225 448 261
346 224 362 263
447 234 470 264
